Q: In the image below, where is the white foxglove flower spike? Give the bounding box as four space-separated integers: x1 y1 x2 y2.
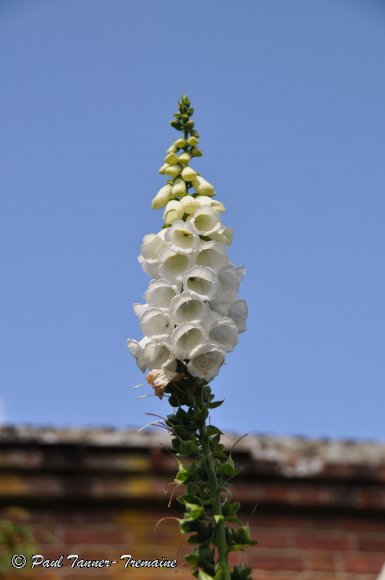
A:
128 96 248 385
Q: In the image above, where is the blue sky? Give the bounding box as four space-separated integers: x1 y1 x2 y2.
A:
1 0 384 440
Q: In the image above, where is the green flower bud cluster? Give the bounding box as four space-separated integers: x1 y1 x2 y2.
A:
152 96 216 212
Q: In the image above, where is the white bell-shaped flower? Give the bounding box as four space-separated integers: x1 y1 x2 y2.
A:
189 206 221 237
159 249 193 282
145 279 178 308
138 233 168 277
210 225 233 245
127 336 151 372
209 301 230 317
196 196 225 213
142 340 177 371
170 294 209 324
127 338 141 359
207 316 239 353
140 307 172 340
182 266 219 301
215 264 241 304
132 303 148 318
165 220 200 255
196 240 229 272
228 299 248 333
171 323 208 360
187 343 226 381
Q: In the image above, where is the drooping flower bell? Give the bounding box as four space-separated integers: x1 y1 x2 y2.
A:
128 95 247 387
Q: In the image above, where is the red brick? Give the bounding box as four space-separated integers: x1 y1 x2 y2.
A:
295 532 352 551
340 517 385 532
357 488 385 509
255 531 292 549
358 535 385 552
249 553 304 571
291 486 329 506
344 554 384 574
63 528 125 545
308 552 339 572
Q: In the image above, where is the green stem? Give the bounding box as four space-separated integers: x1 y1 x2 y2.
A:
200 422 231 580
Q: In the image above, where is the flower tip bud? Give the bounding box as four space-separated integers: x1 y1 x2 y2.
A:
187 136 199 146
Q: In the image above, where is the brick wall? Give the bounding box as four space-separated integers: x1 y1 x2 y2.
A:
0 427 384 579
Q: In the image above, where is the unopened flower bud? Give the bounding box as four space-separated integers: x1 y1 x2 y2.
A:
178 152 191 165
152 184 172 209
171 178 186 197
180 195 200 214
165 152 179 165
159 163 168 174
174 138 186 148
181 166 197 182
167 144 177 154
163 199 184 225
187 136 199 146
192 175 215 196
164 164 182 177
191 147 203 157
